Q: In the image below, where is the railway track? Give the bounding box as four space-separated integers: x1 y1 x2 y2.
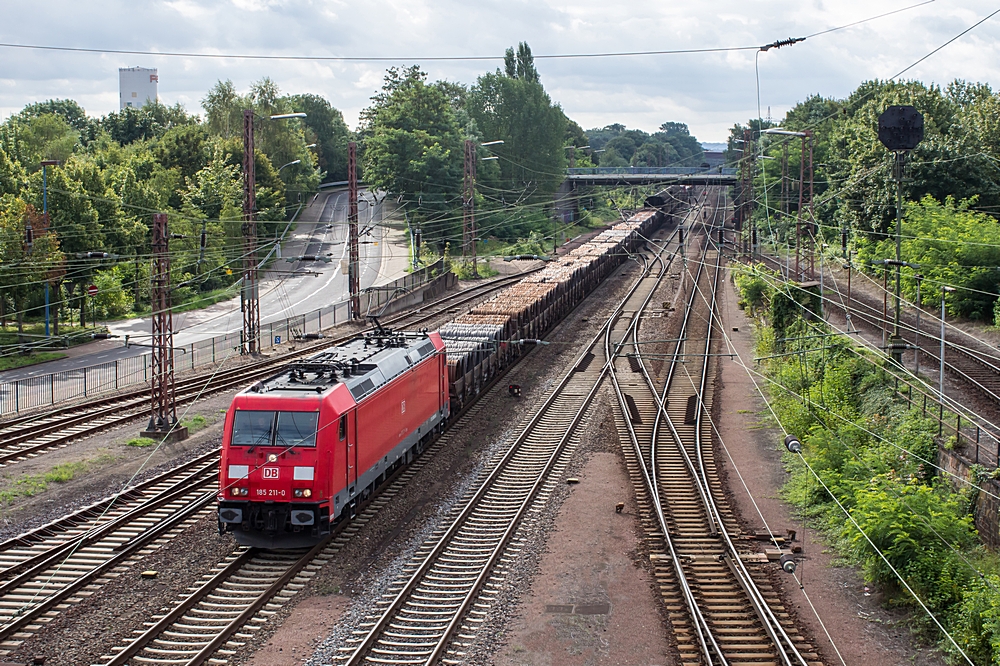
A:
612 192 820 665
756 252 1000 416
328 228 683 665
79 224 683 665
86 289 634 666
0 450 221 654
0 272 533 469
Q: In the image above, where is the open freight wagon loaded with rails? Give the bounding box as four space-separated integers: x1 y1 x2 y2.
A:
218 205 680 547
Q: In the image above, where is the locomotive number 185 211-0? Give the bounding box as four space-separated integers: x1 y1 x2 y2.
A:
255 488 286 497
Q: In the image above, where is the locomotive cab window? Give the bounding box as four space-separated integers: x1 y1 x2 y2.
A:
275 412 319 448
338 414 347 440
231 410 318 448
231 410 275 447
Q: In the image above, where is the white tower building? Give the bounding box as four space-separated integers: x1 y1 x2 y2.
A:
119 67 158 110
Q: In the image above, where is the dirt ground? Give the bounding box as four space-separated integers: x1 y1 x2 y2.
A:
493 447 674 666
246 595 352 666
715 265 946 666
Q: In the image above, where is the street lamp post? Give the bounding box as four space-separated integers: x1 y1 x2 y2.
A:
40 159 59 336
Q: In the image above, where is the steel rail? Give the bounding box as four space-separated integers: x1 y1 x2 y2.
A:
623 190 810 665
754 252 1000 408
340 225 679 665
615 195 728 664
0 456 217 591
0 488 215 641
608 217 724 664
0 448 219 557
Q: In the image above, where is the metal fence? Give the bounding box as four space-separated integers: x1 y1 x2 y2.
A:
0 260 445 417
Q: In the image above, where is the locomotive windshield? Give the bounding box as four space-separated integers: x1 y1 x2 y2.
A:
276 412 318 447
231 410 319 448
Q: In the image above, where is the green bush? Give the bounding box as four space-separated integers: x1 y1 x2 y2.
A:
92 265 135 320
950 574 1000 663
731 262 775 312
734 263 1000 659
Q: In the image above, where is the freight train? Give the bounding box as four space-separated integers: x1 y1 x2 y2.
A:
218 203 684 547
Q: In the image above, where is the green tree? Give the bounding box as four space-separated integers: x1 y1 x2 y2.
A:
288 94 351 182
466 65 567 199
13 99 100 145
504 42 539 82
0 146 26 196
99 100 194 145
361 66 464 247
20 114 79 164
202 80 246 139
0 198 64 332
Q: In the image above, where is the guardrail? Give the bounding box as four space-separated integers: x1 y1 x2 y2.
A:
0 260 445 416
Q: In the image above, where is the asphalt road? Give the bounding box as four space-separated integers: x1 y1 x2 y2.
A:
0 189 405 382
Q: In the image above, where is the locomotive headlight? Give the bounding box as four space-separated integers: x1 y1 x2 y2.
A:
294 489 303 498
268 453 278 463
303 488 312 498
232 487 249 497
293 488 313 498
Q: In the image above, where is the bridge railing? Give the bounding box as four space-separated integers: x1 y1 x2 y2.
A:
566 167 737 176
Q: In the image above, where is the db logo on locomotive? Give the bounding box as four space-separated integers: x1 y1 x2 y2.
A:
262 467 279 479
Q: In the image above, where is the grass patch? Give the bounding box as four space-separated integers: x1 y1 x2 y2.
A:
0 462 88 504
316 582 341 596
126 437 156 448
452 260 499 280
181 415 207 434
0 351 68 372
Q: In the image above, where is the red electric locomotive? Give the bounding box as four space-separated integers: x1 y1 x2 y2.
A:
217 330 448 548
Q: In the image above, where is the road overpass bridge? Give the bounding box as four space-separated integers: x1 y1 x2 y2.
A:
564 167 738 186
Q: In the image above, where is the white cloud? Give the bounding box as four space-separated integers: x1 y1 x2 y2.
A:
0 0 998 141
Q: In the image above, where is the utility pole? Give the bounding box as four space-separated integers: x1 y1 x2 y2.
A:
463 139 478 277
736 129 753 260
763 129 813 280
142 213 186 442
241 109 259 355
807 134 815 279
348 141 361 318
940 286 955 431
796 135 806 280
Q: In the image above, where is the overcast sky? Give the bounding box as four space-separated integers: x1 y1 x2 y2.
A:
1 0 998 143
